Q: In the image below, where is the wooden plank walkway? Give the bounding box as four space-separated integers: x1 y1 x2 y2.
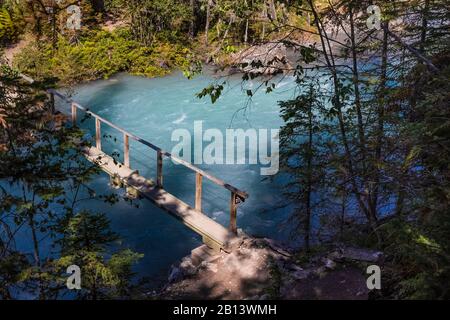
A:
83 146 236 251
48 89 249 252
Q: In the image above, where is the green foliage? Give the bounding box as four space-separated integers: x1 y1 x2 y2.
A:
379 52 450 300
14 28 194 85
121 0 192 45
0 64 142 299
266 257 283 299
0 7 16 43
3 0 450 301
0 252 30 299
55 211 143 299
196 82 225 104
56 211 119 253
279 82 329 249
379 216 450 299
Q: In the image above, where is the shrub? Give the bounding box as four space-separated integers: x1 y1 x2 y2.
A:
0 7 16 44
14 28 193 85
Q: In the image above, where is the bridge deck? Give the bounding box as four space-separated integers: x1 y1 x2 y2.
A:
83 146 236 251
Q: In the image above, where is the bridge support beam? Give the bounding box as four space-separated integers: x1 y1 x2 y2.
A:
110 174 122 189
202 235 222 254
126 186 140 199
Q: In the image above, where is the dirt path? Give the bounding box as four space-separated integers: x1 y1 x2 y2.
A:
3 37 30 65
158 237 376 300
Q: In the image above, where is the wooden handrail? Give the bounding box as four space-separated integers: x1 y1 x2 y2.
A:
156 150 163 188
95 118 102 150
195 173 203 212
124 133 130 168
50 89 249 201
71 103 77 126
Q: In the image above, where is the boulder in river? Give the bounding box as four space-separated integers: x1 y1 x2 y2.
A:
342 247 383 262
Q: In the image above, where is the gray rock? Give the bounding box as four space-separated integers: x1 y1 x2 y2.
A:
237 228 249 238
328 250 344 261
259 294 271 300
207 263 218 273
168 266 183 283
292 269 311 280
263 238 293 257
323 258 337 270
341 247 383 262
179 257 197 276
287 264 304 272
280 263 303 274
279 279 294 297
200 262 219 273
314 266 328 278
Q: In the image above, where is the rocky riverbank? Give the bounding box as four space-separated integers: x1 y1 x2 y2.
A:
151 235 382 300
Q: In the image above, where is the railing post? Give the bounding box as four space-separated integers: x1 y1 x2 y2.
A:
157 150 163 188
71 103 77 126
195 173 203 212
95 118 101 150
230 192 237 235
124 133 130 168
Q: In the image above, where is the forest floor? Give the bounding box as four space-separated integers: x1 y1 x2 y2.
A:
2 15 126 65
101 14 128 32
3 36 30 65
157 236 381 300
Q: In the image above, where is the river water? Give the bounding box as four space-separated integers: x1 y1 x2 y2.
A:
56 70 300 287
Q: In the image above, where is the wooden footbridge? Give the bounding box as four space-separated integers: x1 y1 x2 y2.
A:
49 90 248 252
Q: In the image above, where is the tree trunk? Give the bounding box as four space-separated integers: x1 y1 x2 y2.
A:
244 19 249 44
420 0 430 53
261 4 267 40
339 191 347 241
216 18 221 38
349 7 368 167
51 2 57 53
304 95 314 252
205 0 211 45
189 0 195 39
307 0 381 243
268 0 277 21
211 16 233 57
372 21 389 215
349 6 375 222
28 212 40 268
381 24 438 73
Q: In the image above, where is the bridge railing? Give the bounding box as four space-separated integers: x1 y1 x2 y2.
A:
49 89 249 235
